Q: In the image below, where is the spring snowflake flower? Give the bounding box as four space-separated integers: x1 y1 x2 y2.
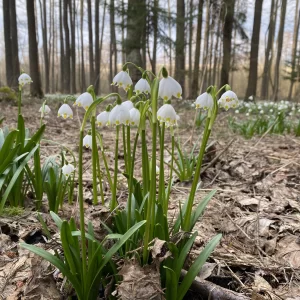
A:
121 100 134 110
74 92 93 110
129 108 140 126
259 110 264 114
134 78 151 94
62 164 75 177
248 109 252 113
39 105 51 115
112 70 132 92
194 92 214 110
97 111 110 126
235 110 239 114
157 104 177 126
109 104 131 126
270 109 274 113
292 106 296 111
58 104 73 119
248 95 253 101
83 134 93 149
18 73 32 86
218 90 239 110
158 76 182 100
246 113 249 116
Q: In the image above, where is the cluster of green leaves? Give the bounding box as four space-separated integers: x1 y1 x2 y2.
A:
0 86 17 102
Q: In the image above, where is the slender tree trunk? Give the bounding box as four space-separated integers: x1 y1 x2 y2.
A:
188 0 194 97
121 0 126 64
272 0 287 101
51 0 55 93
201 0 210 91
152 0 158 74
3 0 13 86
261 0 277 99
9 0 20 87
141 0 147 69
245 0 264 100
220 0 235 88
70 0 76 93
87 0 94 83
288 0 300 99
59 0 65 92
167 0 173 76
99 1 107 94
212 16 221 85
80 0 86 90
175 0 185 94
95 0 100 93
191 0 204 97
110 0 117 90
26 0 44 98
63 0 71 93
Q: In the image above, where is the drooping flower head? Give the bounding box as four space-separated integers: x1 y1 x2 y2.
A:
194 92 214 110
39 104 51 115
129 108 140 126
74 92 93 110
158 67 182 100
157 104 178 127
58 104 73 119
134 77 151 95
109 104 131 126
121 100 134 110
112 70 132 92
97 111 110 126
218 90 239 111
18 73 32 86
62 164 75 177
83 134 93 149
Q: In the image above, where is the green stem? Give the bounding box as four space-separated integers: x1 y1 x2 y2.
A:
141 129 149 197
111 126 120 210
96 148 105 205
18 87 22 115
182 116 211 231
165 133 175 214
158 122 165 208
122 125 128 173
91 115 98 205
126 125 131 173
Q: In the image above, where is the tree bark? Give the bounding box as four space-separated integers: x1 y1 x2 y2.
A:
201 0 210 91
26 0 44 98
59 0 65 92
99 1 107 94
188 0 194 97
70 0 76 94
175 0 185 94
212 15 221 85
245 0 264 100
272 0 287 101
110 0 117 91
94 0 100 93
288 0 300 100
80 0 86 90
9 0 20 87
87 0 94 83
167 0 173 76
63 0 71 93
152 0 158 74
220 0 235 88
191 0 204 98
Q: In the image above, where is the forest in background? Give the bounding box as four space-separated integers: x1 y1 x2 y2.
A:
0 0 300 101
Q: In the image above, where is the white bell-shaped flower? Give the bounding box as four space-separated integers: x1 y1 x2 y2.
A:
157 104 177 126
158 76 182 101
121 100 134 110
112 71 132 92
97 111 110 126
58 104 73 119
83 134 93 149
74 92 93 110
18 73 32 86
218 90 239 111
195 92 214 110
109 104 131 126
39 105 51 115
134 78 151 94
62 164 75 177
129 108 140 126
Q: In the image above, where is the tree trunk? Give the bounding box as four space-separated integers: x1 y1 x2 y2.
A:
272 0 287 101
201 0 210 91
110 0 117 91
220 0 235 88
191 0 204 98
99 1 107 94
26 0 44 98
87 0 94 83
3 0 13 86
126 0 144 83
121 0 126 64
212 15 221 85
245 0 264 100
51 0 55 93
70 0 76 93
95 0 100 93
63 0 71 93
175 0 185 94
152 0 158 74
80 0 86 90
261 0 277 99
9 0 20 87
188 0 194 97
167 0 173 76
59 0 65 92
288 0 300 100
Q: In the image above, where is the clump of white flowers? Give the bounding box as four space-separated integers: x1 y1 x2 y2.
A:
18 73 32 86
111 69 132 92
74 92 93 111
58 104 73 119
158 68 182 100
62 164 75 177
157 104 177 126
218 90 239 110
83 134 93 149
195 92 214 110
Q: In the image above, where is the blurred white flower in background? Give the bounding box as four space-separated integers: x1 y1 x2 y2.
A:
39 105 51 115
235 110 239 114
194 92 214 110
83 134 93 149
18 73 32 86
112 71 132 92
248 95 253 101
58 104 73 119
218 90 239 110
62 164 75 177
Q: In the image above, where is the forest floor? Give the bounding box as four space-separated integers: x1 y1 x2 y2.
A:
0 97 300 300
